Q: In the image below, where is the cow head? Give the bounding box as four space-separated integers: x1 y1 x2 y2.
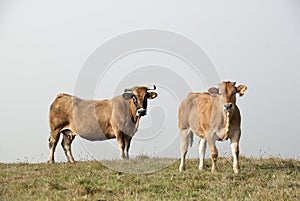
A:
122 85 158 117
208 81 247 113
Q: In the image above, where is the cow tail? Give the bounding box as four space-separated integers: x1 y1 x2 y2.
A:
189 131 194 147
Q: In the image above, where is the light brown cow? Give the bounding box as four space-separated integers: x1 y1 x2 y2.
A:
178 81 247 173
48 85 157 163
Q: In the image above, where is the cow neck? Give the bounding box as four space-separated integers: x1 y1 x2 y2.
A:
129 100 140 124
214 96 233 141
223 109 235 140
222 112 230 140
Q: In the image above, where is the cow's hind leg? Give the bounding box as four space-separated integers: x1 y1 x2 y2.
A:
48 129 61 163
179 129 191 172
61 130 75 163
198 138 207 171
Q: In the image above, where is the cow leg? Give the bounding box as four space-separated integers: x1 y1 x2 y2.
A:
230 133 240 174
116 132 126 160
198 138 207 171
48 130 61 163
179 128 190 172
124 135 132 159
207 135 218 173
61 130 75 163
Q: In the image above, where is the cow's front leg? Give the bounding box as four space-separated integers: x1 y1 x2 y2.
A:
116 132 126 160
230 132 241 174
124 135 132 159
207 135 218 173
198 138 207 171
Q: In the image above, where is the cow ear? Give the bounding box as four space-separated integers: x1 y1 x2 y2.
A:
208 87 219 95
148 92 157 99
236 85 247 97
122 93 132 100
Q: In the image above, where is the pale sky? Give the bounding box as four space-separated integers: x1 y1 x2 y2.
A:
0 0 299 163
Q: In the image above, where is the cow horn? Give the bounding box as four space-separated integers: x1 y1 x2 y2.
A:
147 85 156 90
124 88 133 93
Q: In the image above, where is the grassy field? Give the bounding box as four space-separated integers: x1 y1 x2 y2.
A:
0 157 299 200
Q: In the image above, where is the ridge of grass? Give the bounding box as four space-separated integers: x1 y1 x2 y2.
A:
0 157 299 200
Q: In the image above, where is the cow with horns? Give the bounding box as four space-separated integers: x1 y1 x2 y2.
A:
48 85 157 163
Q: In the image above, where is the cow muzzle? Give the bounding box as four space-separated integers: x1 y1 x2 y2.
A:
224 103 234 112
136 108 146 116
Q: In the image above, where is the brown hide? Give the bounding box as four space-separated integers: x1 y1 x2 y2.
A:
178 81 247 173
179 82 246 140
48 86 157 162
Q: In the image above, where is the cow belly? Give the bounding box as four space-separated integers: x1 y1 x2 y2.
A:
215 130 228 141
191 130 206 139
78 132 113 141
76 126 115 141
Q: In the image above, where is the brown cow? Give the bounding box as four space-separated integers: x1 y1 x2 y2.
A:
48 85 157 163
178 81 247 173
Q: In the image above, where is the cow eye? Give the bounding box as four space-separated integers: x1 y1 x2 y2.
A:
132 95 137 103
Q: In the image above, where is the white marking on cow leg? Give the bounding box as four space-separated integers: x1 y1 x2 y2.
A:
124 151 129 159
124 136 132 159
48 145 56 163
198 139 207 171
117 133 126 160
230 138 240 174
61 134 75 163
179 129 190 172
48 132 61 163
120 150 125 160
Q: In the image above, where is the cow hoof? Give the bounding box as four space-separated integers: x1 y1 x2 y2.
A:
47 160 55 164
211 168 218 173
233 168 239 174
